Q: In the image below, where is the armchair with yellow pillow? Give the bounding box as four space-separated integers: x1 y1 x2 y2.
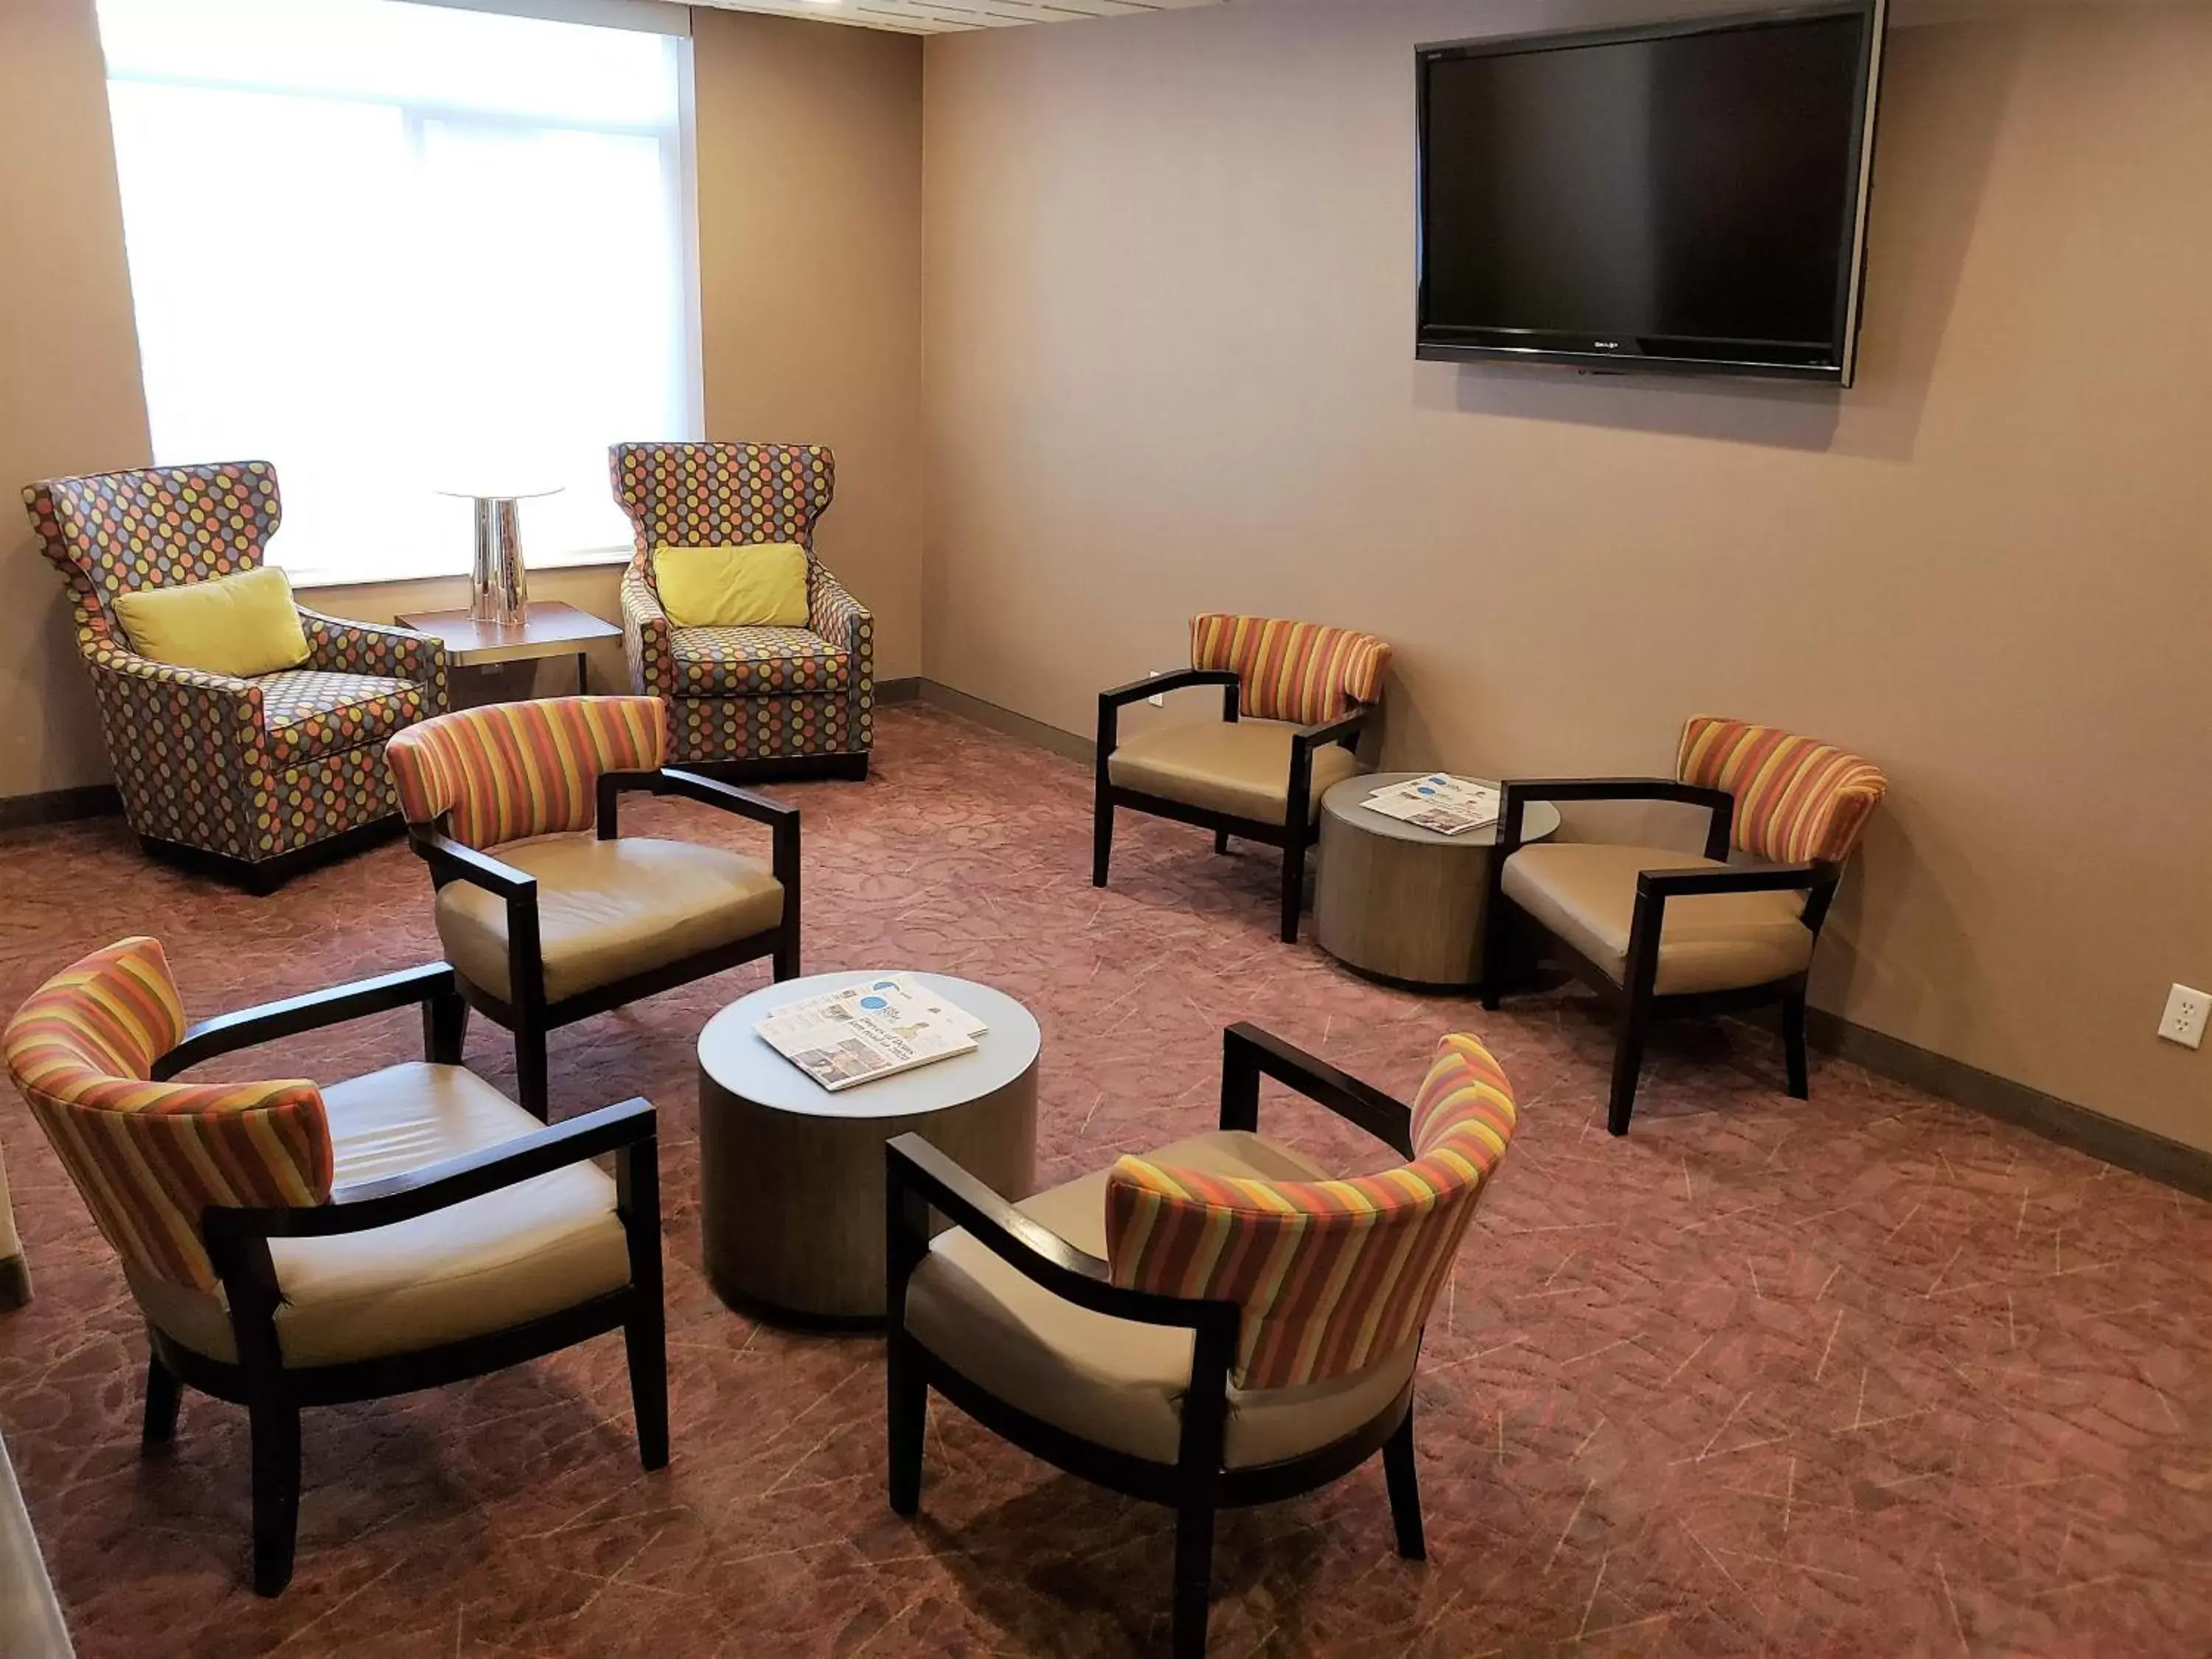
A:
611 441 873 779
24 461 447 891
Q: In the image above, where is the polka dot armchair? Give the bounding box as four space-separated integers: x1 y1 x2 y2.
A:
610 442 873 778
23 461 448 889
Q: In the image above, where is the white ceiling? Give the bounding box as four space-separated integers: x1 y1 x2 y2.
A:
690 0 1224 38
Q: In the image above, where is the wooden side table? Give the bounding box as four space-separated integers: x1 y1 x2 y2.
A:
696 973 1040 1326
1314 773 1562 990
395 601 622 698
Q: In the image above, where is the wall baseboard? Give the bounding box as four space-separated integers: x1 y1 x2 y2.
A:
913 675 2212 1200
1804 1009 2211 1200
876 675 922 706
0 783 119 832
917 679 1093 762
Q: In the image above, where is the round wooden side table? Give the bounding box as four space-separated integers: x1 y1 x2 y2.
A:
1313 774 1562 990
697 972 1040 1325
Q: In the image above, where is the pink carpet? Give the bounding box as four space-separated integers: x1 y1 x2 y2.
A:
0 703 2205 1657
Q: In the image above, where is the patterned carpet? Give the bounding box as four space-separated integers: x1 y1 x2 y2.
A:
0 703 2206 1658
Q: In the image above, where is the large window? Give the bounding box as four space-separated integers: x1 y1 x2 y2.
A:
96 0 699 584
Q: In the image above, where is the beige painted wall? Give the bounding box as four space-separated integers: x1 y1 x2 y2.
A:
0 1 925 804
0 0 154 800
693 7 926 681
922 0 2212 1147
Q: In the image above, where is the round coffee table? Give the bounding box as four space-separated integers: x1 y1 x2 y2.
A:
1313 774 1562 990
697 972 1040 1324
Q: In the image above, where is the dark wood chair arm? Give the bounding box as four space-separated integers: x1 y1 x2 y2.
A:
204 1097 655 1242
1219 1023 1414 1158
657 767 797 828
1500 776 1732 810
1636 862 1832 900
1099 667 1239 709
153 964 459 1080
885 1134 1239 1335
1291 704 1373 753
593 770 800 885
1498 776 1736 860
408 827 537 899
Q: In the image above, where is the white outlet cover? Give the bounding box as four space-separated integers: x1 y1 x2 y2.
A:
1147 669 1166 708
2157 983 2208 1050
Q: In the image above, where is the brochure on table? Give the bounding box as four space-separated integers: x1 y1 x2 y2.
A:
1360 773 1502 836
754 975 989 1093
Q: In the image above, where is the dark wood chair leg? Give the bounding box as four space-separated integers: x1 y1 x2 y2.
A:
1214 829 1231 855
515 1020 550 1121
1607 995 1652 1137
1382 1405 1425 1560
773 925 801 983
1479 902 1515 1012
1092 792 1114 888
625 1301 669 1472
1279 838 1306 945
886 1329 925 1517
142 1351 181 1449
1781 990 1810 1100
616 1137 669 1470
424 987 468 1065
1170 1492 1217 1659
248 1396 302 1596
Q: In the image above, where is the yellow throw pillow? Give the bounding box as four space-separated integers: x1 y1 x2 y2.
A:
653 543 810 629
112 566 311 678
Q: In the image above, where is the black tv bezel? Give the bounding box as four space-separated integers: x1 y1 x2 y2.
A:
1414 1 1888 387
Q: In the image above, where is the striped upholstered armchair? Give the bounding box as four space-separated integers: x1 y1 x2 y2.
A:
1484 717 1889 1134
387 696 800 1119
611 442 873 779
2 936 667 1596
887 1026 1517 1659
1095 614 1393 942
22 462 446 889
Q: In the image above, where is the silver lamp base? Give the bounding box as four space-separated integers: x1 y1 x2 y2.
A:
469 496 530 626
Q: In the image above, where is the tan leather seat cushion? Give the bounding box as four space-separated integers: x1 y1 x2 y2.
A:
1500 842 1812 996
905 1130 1418 1469
130 1063 630 1368
437 835 783 1004
1107 720 1363 826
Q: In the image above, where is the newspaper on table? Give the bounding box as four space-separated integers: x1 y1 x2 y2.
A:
1360 773 1502 836
755 975 987 1092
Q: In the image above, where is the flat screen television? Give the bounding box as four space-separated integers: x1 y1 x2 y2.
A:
1416 2 1887 385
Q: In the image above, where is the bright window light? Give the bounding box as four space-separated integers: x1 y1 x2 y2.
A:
95 0 699 584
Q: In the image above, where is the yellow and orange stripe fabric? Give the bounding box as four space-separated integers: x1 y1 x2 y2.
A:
1189 615 1391 728
1676 716 1888 866
2 938 332 1293
1103 1033 1516 1391
386 695 668 849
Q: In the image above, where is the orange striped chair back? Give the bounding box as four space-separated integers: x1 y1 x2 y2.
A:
385 696 668 849
1676 716 1888 866
1103 1033 1517 1390
2 938 331 1293
1189 615 1391 728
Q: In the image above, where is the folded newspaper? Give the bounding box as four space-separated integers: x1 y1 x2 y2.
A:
1360 773 1501 835
755 975 988 1092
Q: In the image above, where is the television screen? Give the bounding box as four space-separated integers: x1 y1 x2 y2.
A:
1417 3 1885 383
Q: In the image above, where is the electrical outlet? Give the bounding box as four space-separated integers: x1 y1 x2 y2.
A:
2158 984 2208 1050
1147 670 1166 709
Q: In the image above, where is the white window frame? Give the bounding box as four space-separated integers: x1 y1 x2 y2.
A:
99 0 704 588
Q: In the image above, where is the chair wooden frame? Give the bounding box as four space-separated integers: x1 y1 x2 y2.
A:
1481 779 1840 1135
138 961 667 1596
1093 671 1374 945
886 1023 1428 1659
403 765 801 1119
